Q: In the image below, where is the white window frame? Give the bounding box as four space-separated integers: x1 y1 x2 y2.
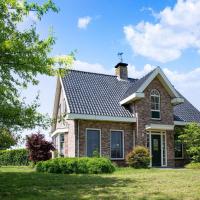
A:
85 128 101 157
59 133 65 156
150 89 161 120
146 131 167 167
110 130 124 160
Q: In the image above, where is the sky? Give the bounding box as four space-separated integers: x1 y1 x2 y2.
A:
20 0 200 140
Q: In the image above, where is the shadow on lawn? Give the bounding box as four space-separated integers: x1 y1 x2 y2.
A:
0 171 179 200
0 171 134 200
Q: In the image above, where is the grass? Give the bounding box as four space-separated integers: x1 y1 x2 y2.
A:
0 166 200 199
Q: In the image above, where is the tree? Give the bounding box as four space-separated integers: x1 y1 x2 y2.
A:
179 123 200 162
0 129 17 150
26 132 55 163
0 0 74 134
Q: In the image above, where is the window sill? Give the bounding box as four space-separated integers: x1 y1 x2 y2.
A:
175 157 184 160
151 118 161 121
110 158 125 160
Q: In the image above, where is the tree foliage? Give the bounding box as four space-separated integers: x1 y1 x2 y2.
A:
0 128 17 150
179 123 200 162
0 0 74 133
26 133 55 164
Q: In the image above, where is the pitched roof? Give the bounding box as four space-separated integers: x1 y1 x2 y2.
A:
174 96 200 123
61 69 200 123
62 70 137 118
122 69 155 100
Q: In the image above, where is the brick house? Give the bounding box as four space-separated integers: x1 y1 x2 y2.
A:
51 62 200 167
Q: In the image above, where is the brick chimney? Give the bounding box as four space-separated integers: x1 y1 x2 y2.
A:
115 62 128 80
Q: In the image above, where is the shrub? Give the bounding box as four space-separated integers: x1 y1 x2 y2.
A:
126 146 150 168
36 157 115 174
26 133 55 164
185 162 200 169
0 149 29 166
178 123 200 162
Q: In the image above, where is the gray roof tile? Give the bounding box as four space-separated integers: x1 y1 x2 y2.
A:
62 69 200 123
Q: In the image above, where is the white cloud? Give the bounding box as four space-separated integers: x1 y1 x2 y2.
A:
77 16 92 29
72 60 200 110
72 60 113 74
124 0 200 63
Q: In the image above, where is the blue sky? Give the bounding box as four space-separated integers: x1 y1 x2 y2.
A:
21 0 200 139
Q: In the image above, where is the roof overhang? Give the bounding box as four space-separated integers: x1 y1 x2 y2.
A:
171 98 184 105
120 92 145 105
51 128 69 137
174 121 188 126
120 67 183 105
67 113 136 123
145 123 174 131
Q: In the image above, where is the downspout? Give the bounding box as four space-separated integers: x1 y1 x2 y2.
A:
77 120 80 157
136 112 139 145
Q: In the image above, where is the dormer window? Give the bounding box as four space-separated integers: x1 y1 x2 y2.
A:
150 89 160 119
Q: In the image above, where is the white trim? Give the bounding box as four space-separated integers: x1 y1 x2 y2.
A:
121 67 181 105
67 113 136 122
120 92 145 105
174 121 188 126
138 67 179 96
51 128 68 137
147 131 167 167
171 98 184 105
145 124 174 130
85 128 101 157
59 77 71 113
110 130 124 160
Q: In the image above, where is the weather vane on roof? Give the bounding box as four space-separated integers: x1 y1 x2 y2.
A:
117 52 124 63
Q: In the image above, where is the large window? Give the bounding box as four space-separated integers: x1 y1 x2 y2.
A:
174 134 183 158
150 89 160 119
86 129 100 157
110 130 124 159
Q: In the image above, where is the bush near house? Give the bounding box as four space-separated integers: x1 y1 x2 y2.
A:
0 149 29 166
36 157 115 174
178 123 200 163
126 146 150 168
185 162 200 169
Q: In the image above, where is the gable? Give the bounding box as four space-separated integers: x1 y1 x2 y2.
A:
51 77 69 133
120 67 184 105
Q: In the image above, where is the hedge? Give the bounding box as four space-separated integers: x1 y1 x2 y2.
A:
36 157 115 174
0 149 29 166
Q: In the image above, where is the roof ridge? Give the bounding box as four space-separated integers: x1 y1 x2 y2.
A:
138 67 157 81
68 69 138 80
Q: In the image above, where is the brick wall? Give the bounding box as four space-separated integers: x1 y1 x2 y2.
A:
78 120 135 160
133 77 174 145
166 130 175 167
132 77 175 166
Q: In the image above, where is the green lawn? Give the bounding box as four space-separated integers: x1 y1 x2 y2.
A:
0 166 200 200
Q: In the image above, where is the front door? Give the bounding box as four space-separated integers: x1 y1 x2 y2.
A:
151 135 161 166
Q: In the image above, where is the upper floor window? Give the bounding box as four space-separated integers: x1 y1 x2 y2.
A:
150 89 160 119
